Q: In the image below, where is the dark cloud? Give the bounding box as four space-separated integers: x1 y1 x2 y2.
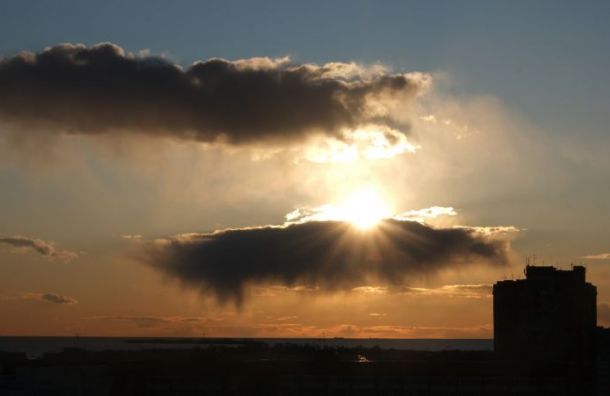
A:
40 293 78 305
141 220 508 304
0 43 427 145
0 236 78 261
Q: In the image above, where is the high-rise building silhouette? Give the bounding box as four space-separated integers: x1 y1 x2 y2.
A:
493 265 597 366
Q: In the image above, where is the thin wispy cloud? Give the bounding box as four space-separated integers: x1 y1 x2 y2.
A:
399 284 493 299
0 236 78 262
2 292 78 305
242 322 492 339
90 315 214 329
122 234 143 240
351 284 492 299
39 293 78 304
100 316 173 328
394 206 457 223
582 253 610 260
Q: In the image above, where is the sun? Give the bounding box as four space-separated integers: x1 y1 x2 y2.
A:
337 188 391 229
284 187 392 229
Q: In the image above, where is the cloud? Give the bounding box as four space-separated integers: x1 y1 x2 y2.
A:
40 293 78 304
399 284 492 299
122 234 143 240
252 285 319 297
101 316 173 328
457 226 520 238
248 322 492 338
140 219 509 304
0 43 428 147
87 315 491 338
351 286 388 295
285 204 454 226
0 236 78 261
350 284 493 299
394 206 457 223
91 315 214 329
582 253 610 260
3 292 78 304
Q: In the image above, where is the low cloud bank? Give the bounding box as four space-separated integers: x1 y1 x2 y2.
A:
141 220 509 304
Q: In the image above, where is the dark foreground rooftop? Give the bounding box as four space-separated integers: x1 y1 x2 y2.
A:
2 338 609 395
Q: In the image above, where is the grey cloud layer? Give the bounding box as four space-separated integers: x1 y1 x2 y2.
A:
141 220 508 304
0 43 426 144
0 236 78 261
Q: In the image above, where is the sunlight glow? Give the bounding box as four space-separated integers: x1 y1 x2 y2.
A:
285 188 392 230
339 188 392 229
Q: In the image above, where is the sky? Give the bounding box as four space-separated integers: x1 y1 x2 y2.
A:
1 0 609 337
